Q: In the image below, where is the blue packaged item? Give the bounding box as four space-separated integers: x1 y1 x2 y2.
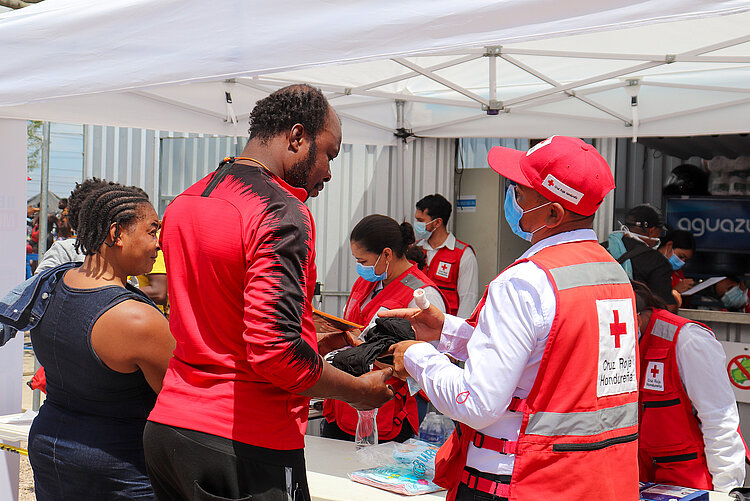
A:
349 465 442 496
639 484 709 501
392 439 439 478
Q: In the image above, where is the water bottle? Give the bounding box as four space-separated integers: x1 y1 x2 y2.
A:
418 412 443 444
355 409 378 449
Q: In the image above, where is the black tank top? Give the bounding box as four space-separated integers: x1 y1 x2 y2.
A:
31 270 159 419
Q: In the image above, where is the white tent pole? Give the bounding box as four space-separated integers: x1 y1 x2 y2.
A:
503 60 663 107
395 100 406 221
488 47 498 106
247 78 477 109
500 53 630 123
509 82 627 111
392 58 489 106
336 111 394 134
33 121 50 412
413 114 490 135
347 54 480 94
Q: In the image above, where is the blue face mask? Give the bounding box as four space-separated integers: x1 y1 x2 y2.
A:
504 185 550 242
414 220 434 241
668 252 685 270
356 254 389 282
722 285 747 310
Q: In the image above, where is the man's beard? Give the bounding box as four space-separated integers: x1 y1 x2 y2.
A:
286 141 317 192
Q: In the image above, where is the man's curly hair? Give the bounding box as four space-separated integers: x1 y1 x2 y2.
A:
248 84 330 142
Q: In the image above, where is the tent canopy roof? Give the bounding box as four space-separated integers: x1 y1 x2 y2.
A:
1 0 750 143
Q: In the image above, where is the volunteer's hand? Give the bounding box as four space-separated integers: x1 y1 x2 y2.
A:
674 278 695 294
386 340 424 380
349 368 395 411
377 304 444 342
317 328 362 357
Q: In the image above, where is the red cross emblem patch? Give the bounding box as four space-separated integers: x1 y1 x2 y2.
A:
644 361 665 391
435 261 452 279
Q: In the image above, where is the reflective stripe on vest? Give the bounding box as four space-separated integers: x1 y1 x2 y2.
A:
401 273 425 291
548 261 630 290
526 401 638 437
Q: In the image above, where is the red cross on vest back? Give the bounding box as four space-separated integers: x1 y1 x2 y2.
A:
650 365 659 378
609 310 627 348
440 263 448 272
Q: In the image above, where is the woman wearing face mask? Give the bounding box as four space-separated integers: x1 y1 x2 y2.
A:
715 276 750 313
658 230 696 306
633 281 746 492
322 214 446 442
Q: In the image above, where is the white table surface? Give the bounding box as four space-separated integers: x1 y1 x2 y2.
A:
304 435 445 501
0 414 735 500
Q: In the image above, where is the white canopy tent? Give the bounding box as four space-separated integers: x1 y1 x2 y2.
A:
1 0 750 144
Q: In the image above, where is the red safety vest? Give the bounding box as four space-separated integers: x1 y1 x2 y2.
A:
638 309 715 490
424 239 473 316
323 264 443 441
433 240 640 501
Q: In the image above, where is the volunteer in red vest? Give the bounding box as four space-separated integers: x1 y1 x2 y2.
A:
384 136 640 501
415 194 478 317
633 281 745 492
322 214 446 442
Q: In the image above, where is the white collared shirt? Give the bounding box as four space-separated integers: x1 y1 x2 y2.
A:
417 233 479 318
674 323 745 492
404 229 597 475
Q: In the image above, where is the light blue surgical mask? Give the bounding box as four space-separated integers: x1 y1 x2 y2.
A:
504 185 551 242
722 285 747 310
356 254 389 282
668 252 685 270
414 220 434 241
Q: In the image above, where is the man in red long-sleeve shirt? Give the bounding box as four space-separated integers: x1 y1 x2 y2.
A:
144 84 394 501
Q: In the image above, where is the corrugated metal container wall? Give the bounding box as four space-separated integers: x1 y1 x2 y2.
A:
307 138 456 316
84 125 163 205
158 134 244 214
614 138 703 224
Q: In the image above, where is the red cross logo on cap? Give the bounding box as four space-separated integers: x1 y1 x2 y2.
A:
547 179 554 186
609 310 627 348
650 365 660 378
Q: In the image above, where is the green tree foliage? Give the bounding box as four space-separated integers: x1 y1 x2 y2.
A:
27 120 43 171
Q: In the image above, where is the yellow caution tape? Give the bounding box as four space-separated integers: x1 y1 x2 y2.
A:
0 442 28 456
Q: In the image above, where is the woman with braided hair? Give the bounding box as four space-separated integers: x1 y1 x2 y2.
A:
28 184 175 501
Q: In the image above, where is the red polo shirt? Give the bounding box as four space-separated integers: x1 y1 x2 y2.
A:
148 162 322 450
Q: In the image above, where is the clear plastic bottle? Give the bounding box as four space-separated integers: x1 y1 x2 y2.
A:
355 409 378 449
418 412 443 444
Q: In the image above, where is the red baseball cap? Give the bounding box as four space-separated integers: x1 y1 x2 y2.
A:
487 136 615 216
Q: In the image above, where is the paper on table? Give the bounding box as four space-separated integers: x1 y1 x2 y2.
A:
681 276 726 296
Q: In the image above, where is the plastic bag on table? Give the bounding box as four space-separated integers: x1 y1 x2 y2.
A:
349 465 443 496
349 439 443 495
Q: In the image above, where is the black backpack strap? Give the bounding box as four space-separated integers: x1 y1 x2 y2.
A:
201 157 236 197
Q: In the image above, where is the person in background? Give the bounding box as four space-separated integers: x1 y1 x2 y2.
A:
135 235 168 315
143 84 393 501
715 276 750 313
633 281 745 492
27 184 175 500
386 136 639 501
605 203 677 311
322 214 446 443
415 194 478 318
657 229 697 306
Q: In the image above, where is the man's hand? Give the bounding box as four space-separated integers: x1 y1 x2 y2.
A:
348 368 396 411
317 328 362 357
386 340 424 380
377 304 445 342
